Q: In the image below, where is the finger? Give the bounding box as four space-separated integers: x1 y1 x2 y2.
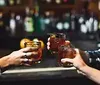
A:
23 59 33 66
48 37 50 41
22 52 32 58
47 42 50 50
20 58 29 62
61 58 73 64
22 52 38 58
32 51 38 55
47 46 50 50
65 41 70 45
20 47 38 52
74 48 81 56
20 58 33 64
47 42 50 46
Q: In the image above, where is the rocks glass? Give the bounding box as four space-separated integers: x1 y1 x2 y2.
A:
48 33 66 54
24 41 42 64
58 44 76 67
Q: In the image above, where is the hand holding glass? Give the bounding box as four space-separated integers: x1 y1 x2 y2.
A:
24 41 42 64
58 43 76 67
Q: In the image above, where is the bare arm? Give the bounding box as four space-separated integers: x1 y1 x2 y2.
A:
0 55 11 68
79 65 100 84
47 38 100 84
61 49 100 85
0 47 38 72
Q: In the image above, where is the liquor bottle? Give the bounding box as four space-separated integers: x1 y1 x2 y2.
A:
9 12 16 36
24 7 35 35
16 0 21 5
8 0 15 6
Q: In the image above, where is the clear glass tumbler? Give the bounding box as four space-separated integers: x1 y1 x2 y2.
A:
24 41 42 64
48 33 66 54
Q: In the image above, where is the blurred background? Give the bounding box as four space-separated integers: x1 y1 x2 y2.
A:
0 0 100 55
0 1 100 85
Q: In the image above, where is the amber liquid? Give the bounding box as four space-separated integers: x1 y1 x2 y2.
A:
48 33 66 53
24 41 42 64
58 44 76 67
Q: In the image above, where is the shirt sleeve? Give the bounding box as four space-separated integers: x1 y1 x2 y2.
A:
85 49 100 69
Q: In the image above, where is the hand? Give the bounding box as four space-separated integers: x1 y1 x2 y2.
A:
3 47 38 67
61 48 87 70
47 37 70 50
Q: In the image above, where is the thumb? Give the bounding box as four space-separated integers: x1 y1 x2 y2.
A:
61 58 73 64
74 48 81 56
65 41 70 45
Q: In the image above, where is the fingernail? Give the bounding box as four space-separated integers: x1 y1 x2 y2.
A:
29 59 32 62
47 46 50 50
61 59 66 62
48 38 50 41
24 58 29 61
27 53 32 56
47 42 50 45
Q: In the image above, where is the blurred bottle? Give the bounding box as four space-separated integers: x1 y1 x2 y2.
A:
8 0 15 6
16 0 21 5
9 12 16 36
24 7 35 36
34 0 39 17
0 12 7 36
16 14 24 37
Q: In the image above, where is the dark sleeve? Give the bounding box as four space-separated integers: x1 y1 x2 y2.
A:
79 50 90 66
85 50 100 69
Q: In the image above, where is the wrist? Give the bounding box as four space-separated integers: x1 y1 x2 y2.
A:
0 56 11 68
78 64 89 73
76 65 89 76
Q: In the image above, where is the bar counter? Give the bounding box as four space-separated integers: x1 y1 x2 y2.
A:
0 50 97 85
0 57 82 82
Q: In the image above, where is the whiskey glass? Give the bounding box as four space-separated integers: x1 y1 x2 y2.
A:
24 41 42 64
47 33 66 54
58 44 76 67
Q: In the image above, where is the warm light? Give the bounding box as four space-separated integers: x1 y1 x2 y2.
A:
9 0 14 5
16 0 21 5
46 0 51 3
55 0 61 4
45 11 50 16
98 0 100 10
0 12 3 18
